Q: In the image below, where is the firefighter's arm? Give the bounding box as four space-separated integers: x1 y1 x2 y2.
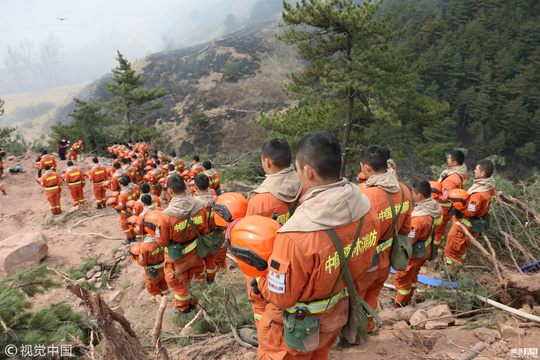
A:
116 194 126 210
258 233 310 309
407 217 422 246
460 193 483 218
398 189 413 236
155 216 170 247
137 249 148 267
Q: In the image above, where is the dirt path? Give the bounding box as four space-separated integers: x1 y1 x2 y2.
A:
0 152 538 360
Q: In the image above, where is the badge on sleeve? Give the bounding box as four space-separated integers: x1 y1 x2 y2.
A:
468 201 477 212
268 269 286 294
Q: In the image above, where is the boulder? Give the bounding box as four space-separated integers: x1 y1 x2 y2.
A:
7 156 15 161
473 327 501 344
426 304 454 325
499 324 524 340
425 321 450 330
393 321 414 343
409 309 428 328
0 233 48 277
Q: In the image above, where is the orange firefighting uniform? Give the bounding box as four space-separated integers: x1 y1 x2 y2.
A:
117 184 141 240
393 201 443 307
0 149 6 177
137 235 169 300
155 197 208 311
193 191 219 281
356 179 412 333
67 143 83 161
246 166 303 329
88 164 108 207
203 169 221 192
38 170 62 214
434 172 467 249
170 158 185 172
444 185 495 274
63 166 85 206
257 180 380 360
38 155 57 172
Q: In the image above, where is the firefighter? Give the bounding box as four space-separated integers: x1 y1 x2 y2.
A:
444 159 496 275
117 175 140 244
88 157 108 209
0 148 6 177
169 151 185 172
202 161 221 195
139 182 162 208
37 165 62 214
355 145 412 333
111 162 126 192
62 160 85 207
67 140 83 161
393 180 443 307
37 150 57 178
255 132 380 359
155 175 208 313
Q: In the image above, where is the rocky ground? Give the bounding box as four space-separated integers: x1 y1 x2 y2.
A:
0 151 539 360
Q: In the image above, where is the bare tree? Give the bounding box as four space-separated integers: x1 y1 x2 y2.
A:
161 34 176 52
18 39 41 90
3 44 25 92
40 33 61 87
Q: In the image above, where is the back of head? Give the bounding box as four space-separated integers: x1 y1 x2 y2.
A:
92 157 99 163
450 149 465 165
155 159 160 165
478 159 494 178
67 161 74 167
41 149 47 155
141 194 152 206
192 155 200 162
262 137 291 169
167 174 186 194
119 175 131 186
151 163 157 169
113 162 121 169
296 132 341 182
412 180 432 199
168 164 175 171
121 158 128 164
140 183 150 194
170 151 176 157
202 160 211 170
360 145 388 172
195 174 209 191
112 154 118 159
44 165 51 171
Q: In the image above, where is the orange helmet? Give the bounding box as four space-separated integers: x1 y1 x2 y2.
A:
78 139 83 143
158 177 168 189
190 168 199 179
106 196 118 209
126 200 138 215
110 191 120 198
227 215 281 277
84 171 92 179
129 244 141 261
448 189 470 210
213 192 248 227
144 173 153 183
127 215 144 235
181 170 190 180
356 172 367 183
102 180 112 190
429 181 442 198
143 210 160 235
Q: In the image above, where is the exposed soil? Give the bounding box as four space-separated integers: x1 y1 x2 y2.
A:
0 152 539 360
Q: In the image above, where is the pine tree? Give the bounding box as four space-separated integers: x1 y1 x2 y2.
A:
104 51 167 139
258 0 448 172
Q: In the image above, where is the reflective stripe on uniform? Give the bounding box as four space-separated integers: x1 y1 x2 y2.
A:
376 237 393 254
206 266 218 274
161 290 169 295
425 237 432 247
411 283 418 288
397 288 411 295
46 186 59 190
440 203 452 207
254 313 262 321
285 288 348 314
461 219 472 227
69 180 82 186
163 240 198 255
94 180 105 184
175 293 191 301
145 262 165 270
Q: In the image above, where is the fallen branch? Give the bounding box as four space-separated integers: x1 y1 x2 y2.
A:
497 192 540 226
152 297 169 360
475 294 540 323
226 253 238 264
453 342 486 360
184 310 203 329
231 326 253 349
47 266 77 284
480 234 503 281
412 308 493 327
69 212 125 240
161 334 215 342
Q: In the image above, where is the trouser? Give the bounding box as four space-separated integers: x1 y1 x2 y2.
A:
393 256 426 307
434 205 452 249
0 167 3 177
203 252 218 281
119 212 136 239
38 169 42 178
214 246 228 270
59 152 66 160
258 311 341 360
93 183 107 206
163 256 205 311
443 222 474 274
0 183 4 192
144 268 169 299
355 265 391 333
67 150 77 161
245 275 265 329
68 184 85 206
46 190 62 214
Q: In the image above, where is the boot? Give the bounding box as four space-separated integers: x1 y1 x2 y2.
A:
96 205 102 209
1 190 6 195
122 237 135 245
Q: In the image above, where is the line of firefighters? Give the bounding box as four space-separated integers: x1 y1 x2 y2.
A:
35 135 496 359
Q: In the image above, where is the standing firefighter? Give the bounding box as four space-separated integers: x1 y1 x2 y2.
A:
87 157 108 209
246 137 303 329
117 175 140 244
355 145 412 333
255 132 380 359
393 180 442 307
62 161 85 207
67 140 84 161
444 159 496 275
202 161 221 195
155 175 208 313
37 165 62 214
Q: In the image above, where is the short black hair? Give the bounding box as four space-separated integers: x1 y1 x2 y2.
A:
412 180 431 199
167 174 186 194
168 164 175 171
195 174 209 191
360 145 389 172
111 154 117 159
202 160 211 170
121 157 128 164
140 183 150 194
478 159 494 178
113 162 121 169
119 175 131 186
67 161 73 166
450 149 465 165
192 155 200 162
261 137 291 169
44 165 51 170
151 163 157 169
152 154 158 159
170 151 176 157
141 195 152 206
92 157 99 163
296 132 341 181
41 149 47 155
155 159 160 165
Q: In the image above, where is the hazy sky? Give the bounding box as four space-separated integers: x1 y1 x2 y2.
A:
0 0 195 66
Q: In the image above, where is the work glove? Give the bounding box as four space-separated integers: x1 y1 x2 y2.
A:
250 277 260 295
450 206 463 219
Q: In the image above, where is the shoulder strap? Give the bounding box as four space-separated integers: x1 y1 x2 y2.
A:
176 211 192 244
286 192 302 218
324 219 382 324
385 185 405 239
423 217 435 242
